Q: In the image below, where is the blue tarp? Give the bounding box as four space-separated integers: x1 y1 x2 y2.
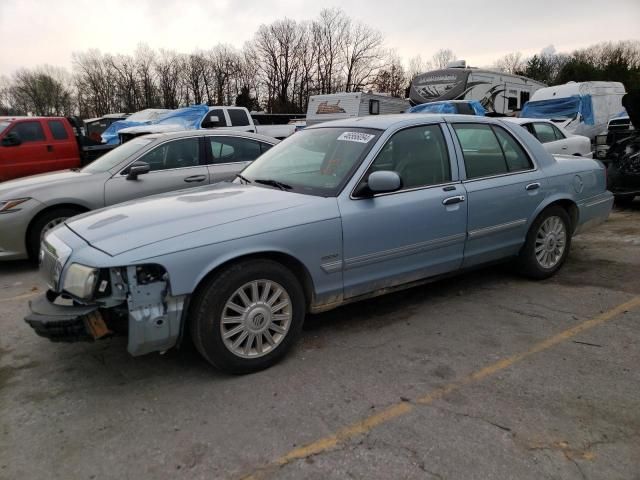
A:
101 105 210 144
101 120 148 145
408 100 486 116
154 104 209 129
521 95 595 125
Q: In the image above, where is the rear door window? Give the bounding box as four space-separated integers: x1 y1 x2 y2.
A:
227 109 251 127
47 120 69 140
209 136 262 163
493 126 533 172
532 123 558 143
10 121 46 142
453 124 508 178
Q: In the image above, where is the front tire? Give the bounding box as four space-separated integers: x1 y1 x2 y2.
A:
27 207 83 260
614 195 635 207
517 206 572 280
189 259 306 374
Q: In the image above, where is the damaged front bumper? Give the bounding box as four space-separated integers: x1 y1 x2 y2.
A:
25 282 188 356
24 292 111 343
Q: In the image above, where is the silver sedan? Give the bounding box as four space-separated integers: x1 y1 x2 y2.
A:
0 130 278 260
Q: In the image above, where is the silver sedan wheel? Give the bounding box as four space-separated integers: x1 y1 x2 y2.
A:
220 279 292 359
535 216 567 269
40 217 68 241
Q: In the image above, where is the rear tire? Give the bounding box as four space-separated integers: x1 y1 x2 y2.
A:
517 206 572 280
189 259 305 374
27 207 84 261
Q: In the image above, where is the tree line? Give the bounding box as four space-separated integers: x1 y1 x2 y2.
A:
1 8 638 118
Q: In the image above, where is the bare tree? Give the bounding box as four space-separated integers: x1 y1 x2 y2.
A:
373 52 406 97
431 49 457 69
494 51 524 74
134 44 159 108
73 49 119 116
342 21 385 92
155 49 181 109
312 8 348 94
10 65 74 116
407 55 431 80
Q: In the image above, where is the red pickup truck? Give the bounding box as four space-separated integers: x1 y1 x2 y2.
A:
0 116 113 182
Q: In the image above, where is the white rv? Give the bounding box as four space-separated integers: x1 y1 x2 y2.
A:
521 81 627 140
409 61 546 115
306 92 410 126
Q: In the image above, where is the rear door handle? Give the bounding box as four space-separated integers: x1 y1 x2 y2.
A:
184 175 207 183
442 195 465 206
525 182 541 191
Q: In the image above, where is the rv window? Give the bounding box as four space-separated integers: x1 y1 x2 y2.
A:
369 99 380 115
507 97 518 111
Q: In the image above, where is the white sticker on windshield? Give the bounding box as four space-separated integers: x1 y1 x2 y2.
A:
337 132 375 144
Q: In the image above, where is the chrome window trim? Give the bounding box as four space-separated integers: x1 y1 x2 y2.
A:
349 122 457 200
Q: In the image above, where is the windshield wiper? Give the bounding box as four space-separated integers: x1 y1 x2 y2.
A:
235 173 252 184
254 179 292 191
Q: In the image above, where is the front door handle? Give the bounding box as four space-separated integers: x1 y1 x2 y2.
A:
46 145 53 152
442 195 465 206
525 182 541 191
184 175 207 183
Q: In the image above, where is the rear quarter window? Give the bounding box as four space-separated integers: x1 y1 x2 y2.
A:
47 120 69 140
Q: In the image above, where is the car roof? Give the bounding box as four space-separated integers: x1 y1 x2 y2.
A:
141 129 280 144
502 117 554 125
306 113 500 130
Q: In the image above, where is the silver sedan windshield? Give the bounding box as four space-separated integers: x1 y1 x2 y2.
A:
239 127 381 196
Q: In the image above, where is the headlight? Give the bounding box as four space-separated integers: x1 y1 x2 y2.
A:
62 263 99 299
40 233 72 290
0 198 30 212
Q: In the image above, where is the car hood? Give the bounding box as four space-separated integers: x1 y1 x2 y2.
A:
0 169 96 199
65 183 328 256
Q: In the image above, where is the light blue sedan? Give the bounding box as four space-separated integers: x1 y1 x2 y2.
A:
25 114 613 373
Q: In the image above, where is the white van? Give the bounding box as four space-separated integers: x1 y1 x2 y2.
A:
306 93 410 126
521 81 627 140
409 61 545 115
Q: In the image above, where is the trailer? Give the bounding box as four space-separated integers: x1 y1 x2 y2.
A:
305 92 410 126
521 81 627 140
409 61 545 116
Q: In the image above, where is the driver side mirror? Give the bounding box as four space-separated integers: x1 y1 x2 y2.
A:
354 170 402 197
1 132 21 147
126 161 151 180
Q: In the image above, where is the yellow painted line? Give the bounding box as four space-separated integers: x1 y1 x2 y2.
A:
0 291 39 304
240 295 640 480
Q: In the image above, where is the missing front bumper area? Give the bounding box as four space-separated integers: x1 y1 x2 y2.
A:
24 293 112 342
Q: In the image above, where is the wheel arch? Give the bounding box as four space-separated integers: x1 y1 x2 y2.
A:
190 250 317 312
530 195 579 234
26 203 91 252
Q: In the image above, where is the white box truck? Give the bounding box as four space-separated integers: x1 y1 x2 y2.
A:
306 92 410 126
521 81 627 140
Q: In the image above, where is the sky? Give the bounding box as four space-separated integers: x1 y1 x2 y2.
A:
1 0 639 76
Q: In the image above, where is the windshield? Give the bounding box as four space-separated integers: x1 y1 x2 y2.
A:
237 127 381 196
81 137 154 173
0 121 10 135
